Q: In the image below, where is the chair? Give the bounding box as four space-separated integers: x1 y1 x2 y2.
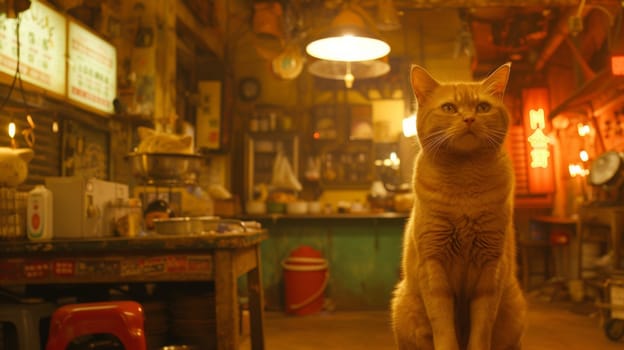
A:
0 302 56 350
45 300 146 350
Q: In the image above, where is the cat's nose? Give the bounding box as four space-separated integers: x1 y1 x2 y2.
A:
463 116 475 125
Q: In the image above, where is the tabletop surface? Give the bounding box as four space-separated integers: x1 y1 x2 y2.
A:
0 230 268 256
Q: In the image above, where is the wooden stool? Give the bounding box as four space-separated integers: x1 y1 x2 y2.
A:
0 302 56 350
46 300 146 350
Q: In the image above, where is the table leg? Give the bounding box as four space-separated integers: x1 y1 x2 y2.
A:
247 247 265 350
610 214 622 271
215 250 239 350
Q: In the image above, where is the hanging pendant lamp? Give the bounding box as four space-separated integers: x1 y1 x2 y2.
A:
308 58 390 88
305 4 391 62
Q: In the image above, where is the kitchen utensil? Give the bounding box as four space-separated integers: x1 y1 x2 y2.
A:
153 217 248 235
126 152 204 185
153 217 201 235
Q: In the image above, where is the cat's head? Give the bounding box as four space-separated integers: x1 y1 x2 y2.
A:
410 63 511 156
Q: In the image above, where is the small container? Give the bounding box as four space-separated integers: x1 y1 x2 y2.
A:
266 202 286 214
249 114 259 132
126 198 142 237
27 185 53 240
154 217 203 235
258 114 269 132
308 201 321 214
286 201 308 215
269 112 277 131
246 200 267 215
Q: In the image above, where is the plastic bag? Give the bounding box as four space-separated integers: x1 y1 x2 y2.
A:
271 151 302 191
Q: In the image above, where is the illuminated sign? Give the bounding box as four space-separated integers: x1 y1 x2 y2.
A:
67 20 117 115
522 87 554 193
0 0 66 95
527 108 550 168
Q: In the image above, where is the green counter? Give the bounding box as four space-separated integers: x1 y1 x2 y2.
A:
245 213 408 311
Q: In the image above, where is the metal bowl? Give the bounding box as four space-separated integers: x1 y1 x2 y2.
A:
153 216 220 235
126 152 205 185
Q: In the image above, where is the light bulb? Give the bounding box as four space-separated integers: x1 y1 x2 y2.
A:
579 150 589 162
8 122 16 139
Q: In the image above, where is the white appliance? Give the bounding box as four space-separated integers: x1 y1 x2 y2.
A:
45 177 129 238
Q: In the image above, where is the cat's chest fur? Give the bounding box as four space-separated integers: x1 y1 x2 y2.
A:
414 155 511 268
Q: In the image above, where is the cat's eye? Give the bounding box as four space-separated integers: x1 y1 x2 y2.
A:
441 103 457 113
476 102 491 113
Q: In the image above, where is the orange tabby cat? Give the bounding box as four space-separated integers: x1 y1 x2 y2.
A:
391 63 526 350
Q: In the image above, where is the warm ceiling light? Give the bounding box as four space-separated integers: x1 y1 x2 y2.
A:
307 58 390 88
306 5 390 62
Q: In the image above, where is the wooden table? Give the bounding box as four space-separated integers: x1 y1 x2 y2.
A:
0 231 267 350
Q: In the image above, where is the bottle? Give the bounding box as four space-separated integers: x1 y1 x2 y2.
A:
27 185 53 240
126 198 142 237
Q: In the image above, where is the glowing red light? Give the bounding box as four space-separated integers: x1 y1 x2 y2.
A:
611 55 624 76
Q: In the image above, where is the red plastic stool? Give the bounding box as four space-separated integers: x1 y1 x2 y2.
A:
45 300 146 350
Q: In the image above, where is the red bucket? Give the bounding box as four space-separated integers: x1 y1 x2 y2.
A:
282 246 328 316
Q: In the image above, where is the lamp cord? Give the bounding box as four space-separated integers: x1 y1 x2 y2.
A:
0 16 21 112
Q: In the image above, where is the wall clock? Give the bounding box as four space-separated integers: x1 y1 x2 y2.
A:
238 77 261 101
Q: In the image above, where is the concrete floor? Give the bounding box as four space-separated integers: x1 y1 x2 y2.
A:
240 296 623 349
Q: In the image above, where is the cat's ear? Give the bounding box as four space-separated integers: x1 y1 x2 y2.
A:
137 126 155 140
482 62 511 100
410 65 439 105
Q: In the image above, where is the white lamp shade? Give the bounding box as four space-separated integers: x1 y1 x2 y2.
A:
305 7 390 62
306 35 390 62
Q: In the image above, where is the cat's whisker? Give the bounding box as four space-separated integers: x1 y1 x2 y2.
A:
430 134 453 160
483 137 499 151
484 134 506 151
487 130 507 138
421 131 446 148
422 131 450 156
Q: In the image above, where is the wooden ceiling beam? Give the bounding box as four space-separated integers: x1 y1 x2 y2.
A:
175 0 224 59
